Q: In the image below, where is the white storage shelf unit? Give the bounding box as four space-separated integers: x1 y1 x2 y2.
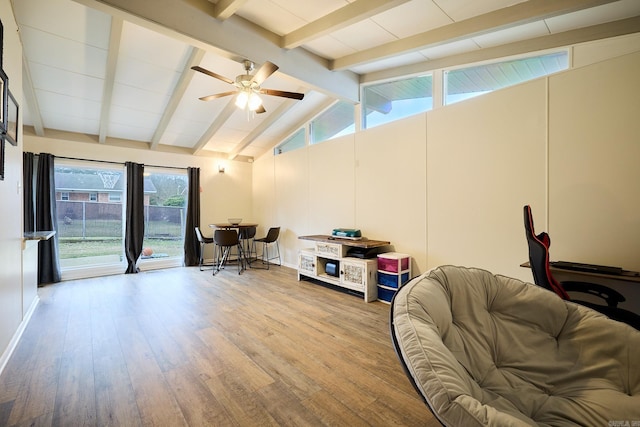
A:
377 252 411 303
297 235 390 302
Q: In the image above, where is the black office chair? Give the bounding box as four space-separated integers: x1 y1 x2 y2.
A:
195 227 214 271
253 227 281 270
523 205 640 329
213 229 245 275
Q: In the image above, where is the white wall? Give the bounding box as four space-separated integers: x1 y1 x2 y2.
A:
356 116 427 273
427 78 547 281
0 0 27 370
252 41 640 286
548 52 640 270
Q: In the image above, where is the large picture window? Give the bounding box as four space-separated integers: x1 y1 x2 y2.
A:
55 161 126 270
139 167 188 264
55 161 188 274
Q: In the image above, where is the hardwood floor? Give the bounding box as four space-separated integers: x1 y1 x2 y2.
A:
0 264 438 426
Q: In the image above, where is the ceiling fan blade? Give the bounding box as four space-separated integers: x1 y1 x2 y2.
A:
260 88 305 100
255 105 266 114
251 61 279 85
199 91 236 102
191 66 234 85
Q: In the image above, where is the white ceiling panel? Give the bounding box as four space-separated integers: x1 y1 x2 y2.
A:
350 51 429 74
110 84 170 115
114 57 181 94
331 19 398 51
28 62 104 101
371 0 453 38
175 82 231 123
437 0 527 22
158 130 202 148
15 0 640 160
270 0 348 23
108 104 161 130
545 0 640 34
20 27 108 78
473 20 550 48
225 109 271 131
14 0 111 48
107 122 156 142
236 0 307 35
302 36 357 59
36 90 102 122
44 113 100 135
119 22 191 70
420 38 480 59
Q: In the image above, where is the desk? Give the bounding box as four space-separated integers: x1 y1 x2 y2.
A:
520 261 640 283
521 261 640 315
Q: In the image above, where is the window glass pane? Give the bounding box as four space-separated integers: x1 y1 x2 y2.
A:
310 100 355 144
275 128 305 155
445 51 568 105
363 74 433 130
55 163 125 268
140 169 188 261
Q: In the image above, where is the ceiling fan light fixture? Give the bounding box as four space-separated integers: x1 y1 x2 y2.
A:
235 90 249 109
248 91 263 111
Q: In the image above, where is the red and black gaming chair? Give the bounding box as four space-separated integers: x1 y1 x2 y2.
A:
524 205 640 330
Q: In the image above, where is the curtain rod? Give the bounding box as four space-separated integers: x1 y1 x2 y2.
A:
33 153 190 171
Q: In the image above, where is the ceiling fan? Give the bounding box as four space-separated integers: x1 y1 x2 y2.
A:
192 60 305 114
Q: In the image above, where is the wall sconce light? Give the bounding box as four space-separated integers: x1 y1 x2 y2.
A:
218 165 225 173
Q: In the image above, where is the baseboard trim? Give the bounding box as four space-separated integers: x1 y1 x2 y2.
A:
0 296 40 377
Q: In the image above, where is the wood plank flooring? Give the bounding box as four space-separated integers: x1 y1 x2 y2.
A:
0 264 438 426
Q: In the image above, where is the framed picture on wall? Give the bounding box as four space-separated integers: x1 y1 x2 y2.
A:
5 90 18 145
0 68 7 136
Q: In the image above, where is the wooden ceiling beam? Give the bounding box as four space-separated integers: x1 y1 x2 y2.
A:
361 16 640 83
73 0 360 102
332 0 622 70
191 98 237 155
282 0 411 49
98 17 123 143
150 47 206 150
21 55 45 137
211 0 248 20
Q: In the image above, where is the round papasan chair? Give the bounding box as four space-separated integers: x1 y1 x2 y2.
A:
390 265 640 426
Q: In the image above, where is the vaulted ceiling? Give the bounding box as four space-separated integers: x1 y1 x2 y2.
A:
14 0 640 161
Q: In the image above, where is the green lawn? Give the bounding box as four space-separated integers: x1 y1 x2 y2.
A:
58 220 186 259
59 238 185 259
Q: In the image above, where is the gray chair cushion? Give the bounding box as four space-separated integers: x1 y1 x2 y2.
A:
391 265 640 426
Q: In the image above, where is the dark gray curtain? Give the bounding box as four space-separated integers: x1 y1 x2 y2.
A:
183 167 201 266
23 152 35 233
36 153 61 284
124 162 144 274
